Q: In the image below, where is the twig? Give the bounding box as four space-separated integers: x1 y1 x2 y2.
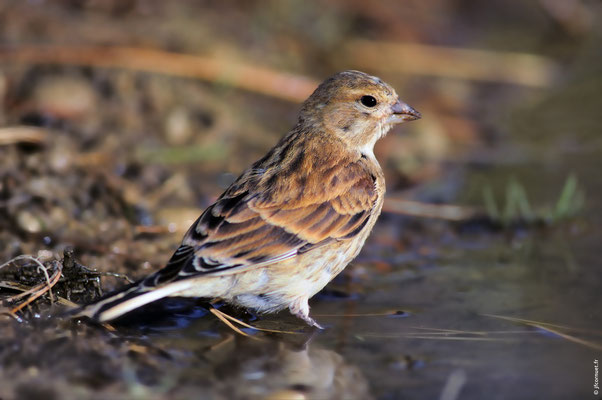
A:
0 45 318 103
0 310 22 322
134 225 171 235
346 39 559 87
0 126 49 146
0 255 56 302
10 262 62 313
7 279 50 302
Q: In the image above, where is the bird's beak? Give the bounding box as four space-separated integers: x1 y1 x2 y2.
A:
388 99 421 124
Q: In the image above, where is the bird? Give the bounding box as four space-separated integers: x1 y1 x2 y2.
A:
75 70 421 328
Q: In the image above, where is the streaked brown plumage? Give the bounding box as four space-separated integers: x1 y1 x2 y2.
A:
76 70 420 328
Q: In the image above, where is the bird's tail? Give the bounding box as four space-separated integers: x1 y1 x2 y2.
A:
70 279 196 323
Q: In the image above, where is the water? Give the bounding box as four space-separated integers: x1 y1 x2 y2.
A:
139 214 598 399
2 7 601 399
133 48 602 400
4 75 600 400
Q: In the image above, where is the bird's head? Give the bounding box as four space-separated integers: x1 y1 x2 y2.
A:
299 70 420 155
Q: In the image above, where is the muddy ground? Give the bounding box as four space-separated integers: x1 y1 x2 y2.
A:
0 2 601 399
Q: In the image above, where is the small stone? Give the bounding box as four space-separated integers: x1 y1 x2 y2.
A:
32 76 97 118
17 210 43 233
36 249 54 261
164 107 194 145
47 206 68 227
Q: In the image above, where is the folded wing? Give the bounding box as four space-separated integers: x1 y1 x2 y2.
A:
144 158 378 287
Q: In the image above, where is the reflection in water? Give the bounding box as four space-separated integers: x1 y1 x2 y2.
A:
198 332 372 400
111 299 373 398
111 299 374 398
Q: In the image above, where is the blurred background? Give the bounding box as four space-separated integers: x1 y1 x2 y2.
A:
0 1 601 399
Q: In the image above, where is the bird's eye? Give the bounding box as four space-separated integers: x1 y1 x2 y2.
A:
360 95 377 107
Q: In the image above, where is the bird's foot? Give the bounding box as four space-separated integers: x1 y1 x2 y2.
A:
290 298 324 329
300 314 324 330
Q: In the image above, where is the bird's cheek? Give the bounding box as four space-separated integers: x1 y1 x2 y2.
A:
324 109 355 133
346 119 379 146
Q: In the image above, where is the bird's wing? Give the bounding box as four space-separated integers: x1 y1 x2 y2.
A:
143 159 378 286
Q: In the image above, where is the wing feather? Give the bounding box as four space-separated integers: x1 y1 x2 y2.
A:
148 156 379 286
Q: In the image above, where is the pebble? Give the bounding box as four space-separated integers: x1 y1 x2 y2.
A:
17 210 43 233
32 75 97 118
164 107 194 145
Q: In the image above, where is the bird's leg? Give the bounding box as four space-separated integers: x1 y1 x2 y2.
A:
290 298 324 329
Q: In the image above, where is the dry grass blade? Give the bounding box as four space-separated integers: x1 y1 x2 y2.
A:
358 324 544 342
0 254 42 272
483 314 602 335
403 330 536 336
210 306 298 335
218 312 299 335
0 45 318 103
36 261 55 303
209 307 255 338
10 263 62 313
410 326 488 335
314 311 407 317
0 281 78 308
1 255 66 314
359 332 515 342
402 336 514 342
531 326 602 351
483 314 602 350
0 255 57 302
8 279 51 302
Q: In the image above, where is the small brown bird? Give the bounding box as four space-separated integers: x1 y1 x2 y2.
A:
78 70 420 328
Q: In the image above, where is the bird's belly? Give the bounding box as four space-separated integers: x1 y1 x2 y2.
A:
176 220 376 314
228 237 366 313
